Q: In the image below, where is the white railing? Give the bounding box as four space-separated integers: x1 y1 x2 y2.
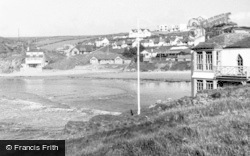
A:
214 66 250 78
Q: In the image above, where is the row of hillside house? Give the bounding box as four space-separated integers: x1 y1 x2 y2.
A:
95 37 110 47
20 47 47 72
129 29 152 38
141 46 191 62
157 24 188 32
111 36 193 50
75 44 95 54
142 36 192 47
111 40 128 49
56 44 96 57
112 35 128 39
89 51 131 65
191 33 250 97
56 44 78 57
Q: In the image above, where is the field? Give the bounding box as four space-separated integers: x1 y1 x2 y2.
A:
65 85 250 156
38 37 92 50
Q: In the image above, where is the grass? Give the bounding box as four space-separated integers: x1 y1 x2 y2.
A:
65 85 250 156
128 61 191 72
82 71 191 82
39 38 90 51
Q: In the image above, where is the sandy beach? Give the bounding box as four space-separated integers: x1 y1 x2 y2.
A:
0 68 190 139
0 68 191 82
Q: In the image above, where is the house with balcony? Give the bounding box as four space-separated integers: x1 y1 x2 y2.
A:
191 33 250 97
21 48 46 72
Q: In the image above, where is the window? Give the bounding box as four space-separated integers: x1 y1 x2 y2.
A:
206 81 213 90
197 80 203 91
196 52 203 70
237 54 243 74
216 51 219 65
206 52 213 70
237 54 243 66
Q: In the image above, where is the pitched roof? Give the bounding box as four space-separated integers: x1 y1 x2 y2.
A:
75 44 94 52
90 51 125 60
193 33 250 50
225 37 250 48
109 48 125 54
178 55 191 59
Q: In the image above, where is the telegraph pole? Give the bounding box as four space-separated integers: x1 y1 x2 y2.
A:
137 19 141 115
18 28 20 42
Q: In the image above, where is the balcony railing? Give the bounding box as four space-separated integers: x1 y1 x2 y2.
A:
214 66 250 78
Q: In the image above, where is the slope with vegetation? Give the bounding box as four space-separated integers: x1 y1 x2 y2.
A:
65 85 250 156
0 37 26 73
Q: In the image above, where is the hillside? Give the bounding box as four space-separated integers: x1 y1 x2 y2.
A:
127 61 191 72
65 85 250 156
0 37 26 73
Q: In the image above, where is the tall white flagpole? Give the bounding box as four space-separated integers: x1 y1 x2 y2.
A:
137 19 141 115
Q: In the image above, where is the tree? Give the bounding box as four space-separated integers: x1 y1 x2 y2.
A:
122 44 145 62
122 44 145 58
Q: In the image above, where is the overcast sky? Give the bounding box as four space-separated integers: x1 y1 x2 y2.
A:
1 0 250 37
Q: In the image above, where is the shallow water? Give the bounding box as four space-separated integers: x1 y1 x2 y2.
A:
0 78 191 112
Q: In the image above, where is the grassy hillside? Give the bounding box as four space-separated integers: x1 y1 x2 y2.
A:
127 61 191 72
39 38 91 50
45 54 91 70
65 85 250 156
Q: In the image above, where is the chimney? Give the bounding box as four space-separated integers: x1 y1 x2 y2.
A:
27 47 30 51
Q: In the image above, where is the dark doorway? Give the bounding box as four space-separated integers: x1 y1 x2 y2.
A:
237 54 243 75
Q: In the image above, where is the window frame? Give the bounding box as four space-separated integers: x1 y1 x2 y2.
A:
197 80 203 91
196 52 203 70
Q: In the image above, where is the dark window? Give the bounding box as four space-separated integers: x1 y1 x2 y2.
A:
206 81 213 90
197 80 203 91
206 52 213 70
197 52 203 70
237 54 243 66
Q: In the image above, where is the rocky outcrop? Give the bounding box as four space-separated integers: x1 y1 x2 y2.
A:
0 56 24 73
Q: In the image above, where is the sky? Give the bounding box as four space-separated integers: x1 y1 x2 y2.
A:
0 0 250 37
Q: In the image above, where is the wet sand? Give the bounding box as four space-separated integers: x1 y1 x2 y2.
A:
0 68 191 82
0 91 120 140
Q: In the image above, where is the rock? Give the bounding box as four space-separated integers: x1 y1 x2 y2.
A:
64 121 87 134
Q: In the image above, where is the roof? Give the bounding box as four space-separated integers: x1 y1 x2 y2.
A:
90 51 125 60
116 40 124 46
75 44 94 52
225 37 250 48
178 55 191 59
170 46 189 50
193 33 250 50
153 38 160 44
131 29 150 33
109 48 125 54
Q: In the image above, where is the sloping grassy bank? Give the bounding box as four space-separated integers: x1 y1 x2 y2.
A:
127 61 191 72
65 85 250 156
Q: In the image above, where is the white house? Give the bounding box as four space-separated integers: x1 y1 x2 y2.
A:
191 33 250 97
141 49 157 62
89 51 131 65
95 38 110 47
129 29 151 38
21 48 46 72
68 47 80 57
